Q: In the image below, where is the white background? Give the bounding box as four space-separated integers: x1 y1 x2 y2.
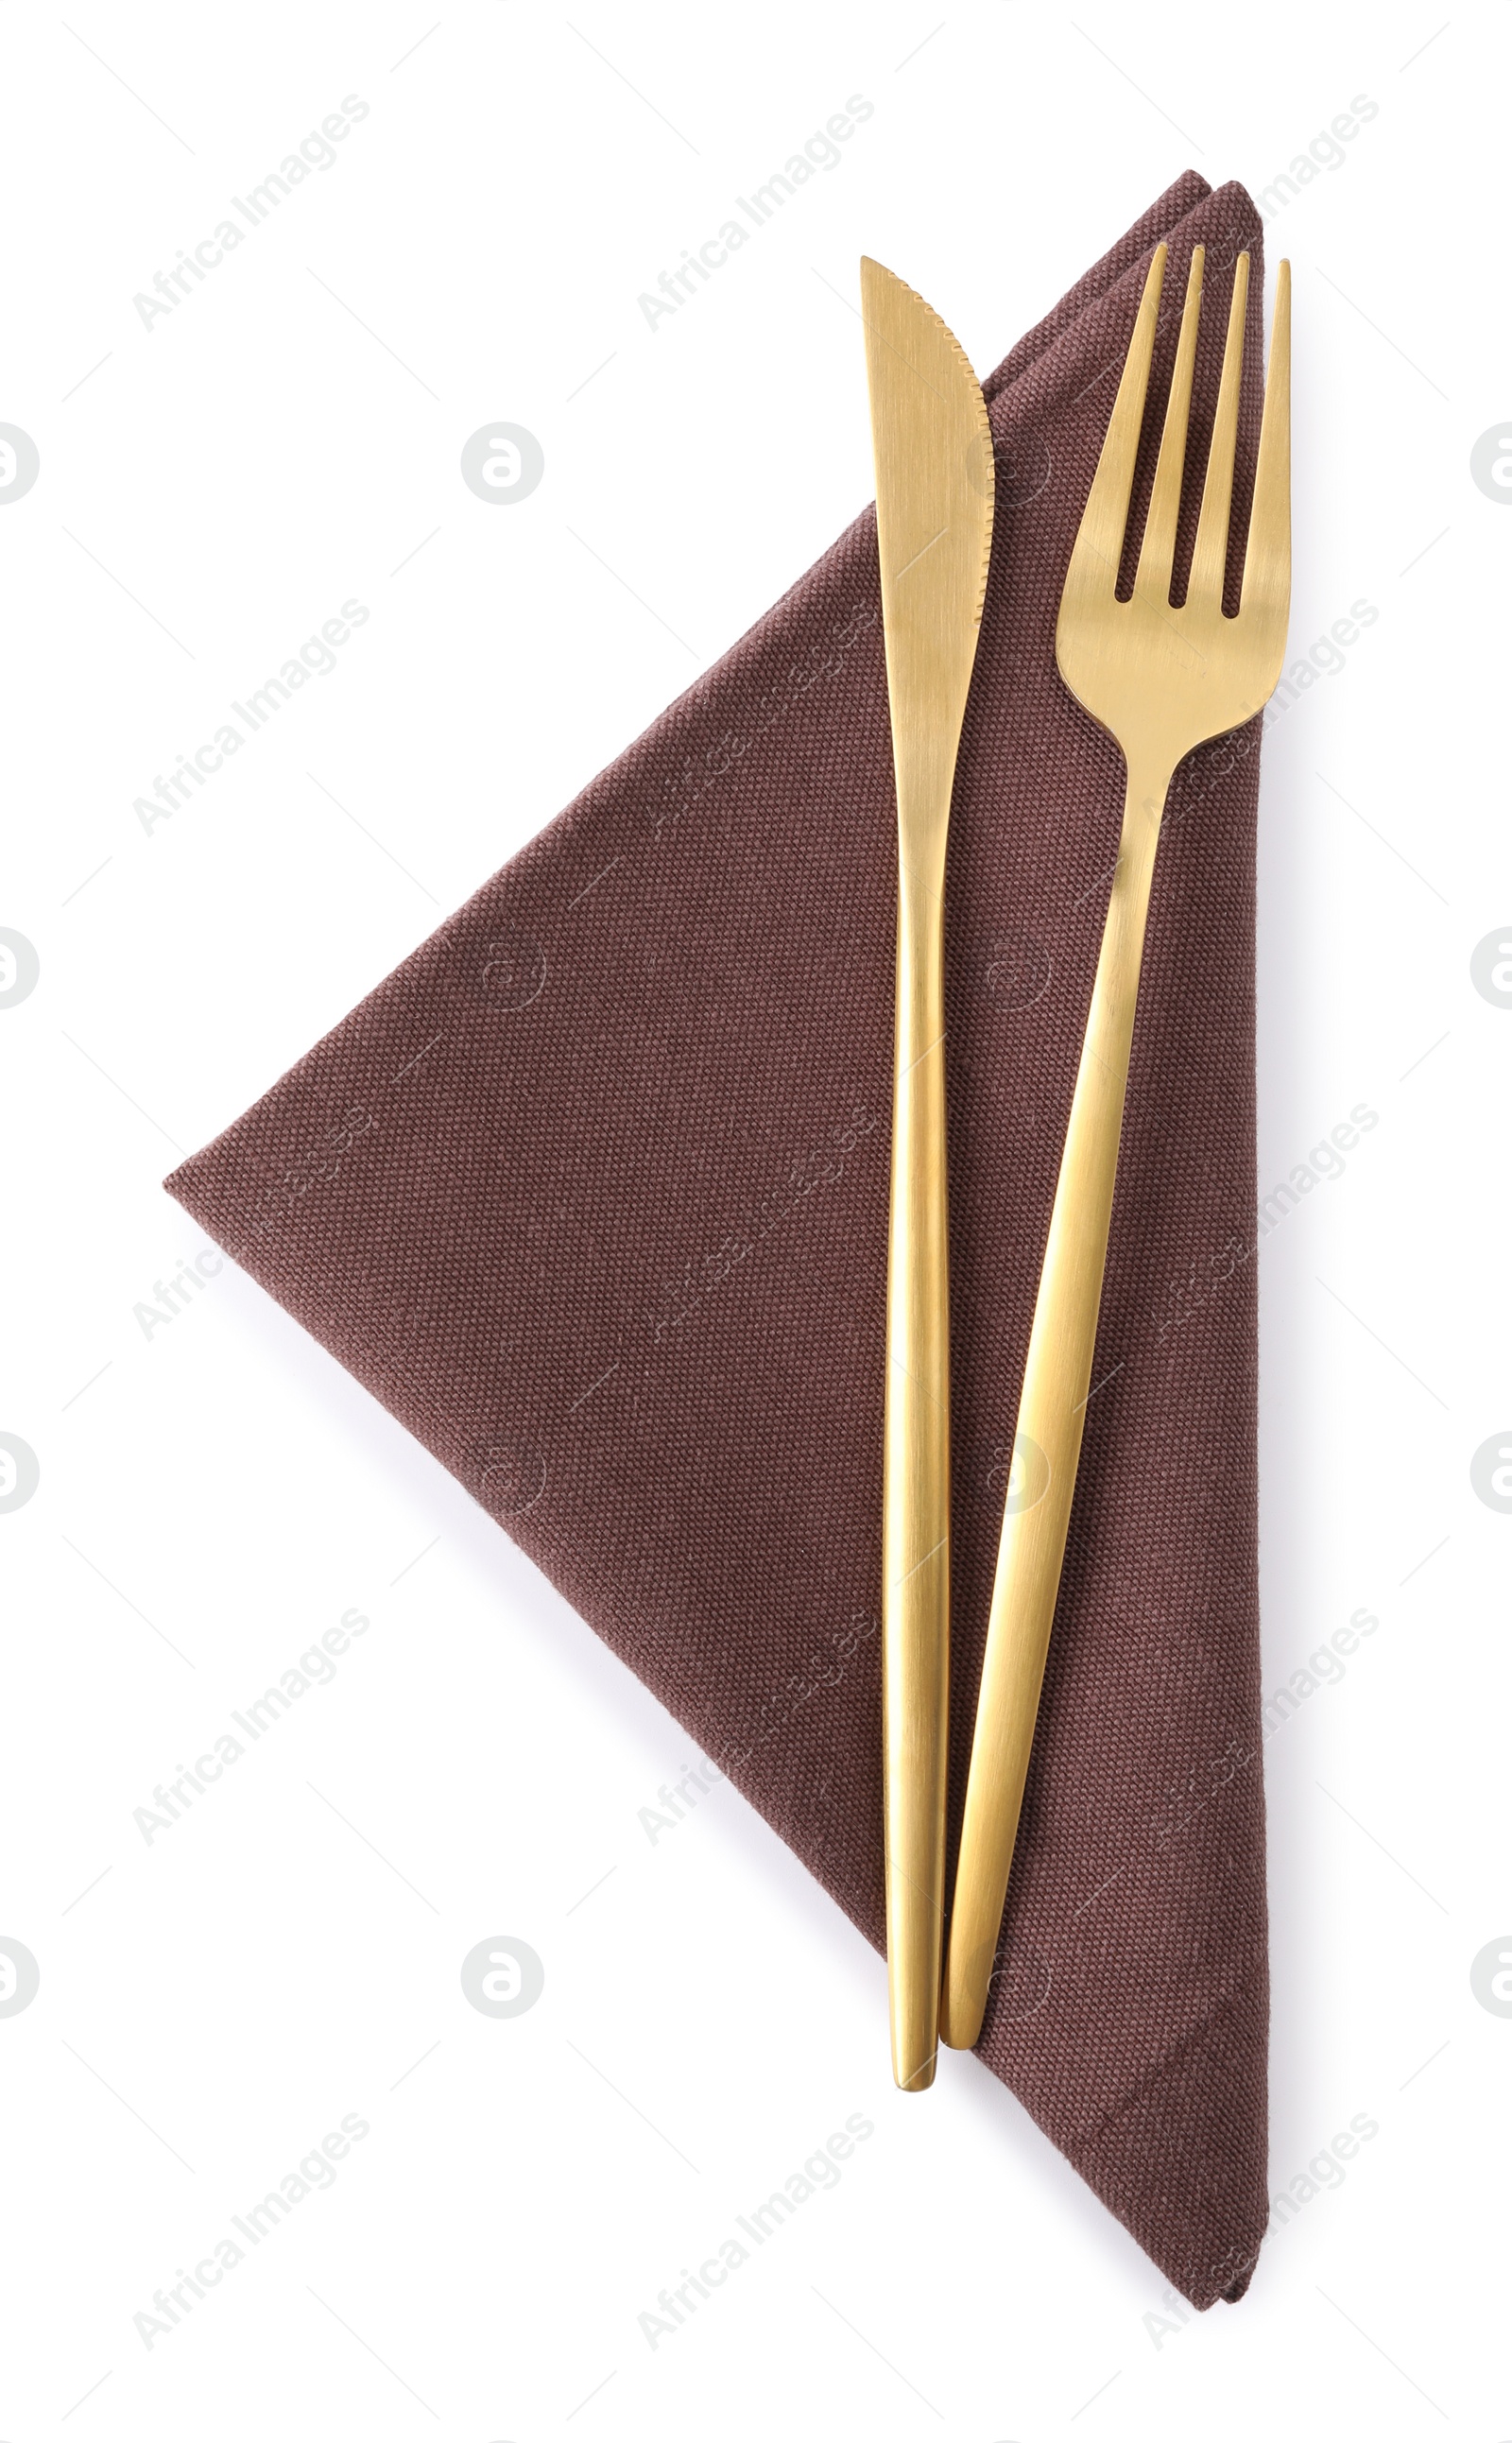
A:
1 3 1503 2435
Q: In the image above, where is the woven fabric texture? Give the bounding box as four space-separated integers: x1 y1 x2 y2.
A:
168 172 1271 2309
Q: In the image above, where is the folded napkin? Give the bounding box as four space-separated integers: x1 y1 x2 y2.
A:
168 170 1270 2307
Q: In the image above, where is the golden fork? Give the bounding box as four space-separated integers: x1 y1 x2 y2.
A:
940 241 1291 2051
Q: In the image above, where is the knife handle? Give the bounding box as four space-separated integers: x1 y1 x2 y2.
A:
882 860 952 2092
940 774 1165 2052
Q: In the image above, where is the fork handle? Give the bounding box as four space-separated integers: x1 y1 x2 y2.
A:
940 769 1167 2051
883 859 952 2091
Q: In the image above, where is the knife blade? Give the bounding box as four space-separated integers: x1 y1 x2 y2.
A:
862 257 994 2090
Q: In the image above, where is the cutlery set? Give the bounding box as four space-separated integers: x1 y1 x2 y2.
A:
864 242 1292 2088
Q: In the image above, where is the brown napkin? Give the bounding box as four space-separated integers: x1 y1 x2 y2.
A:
167 171 1269 2308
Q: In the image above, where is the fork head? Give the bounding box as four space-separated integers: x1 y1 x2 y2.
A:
1056 241 1291 795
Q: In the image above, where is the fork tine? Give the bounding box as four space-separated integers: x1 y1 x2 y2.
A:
1242 260 1291 618
1134 247 1204 606
1187 251 1250 605
1070 244 1166 583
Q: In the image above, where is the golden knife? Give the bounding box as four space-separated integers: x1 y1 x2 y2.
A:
862 258 994 2090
